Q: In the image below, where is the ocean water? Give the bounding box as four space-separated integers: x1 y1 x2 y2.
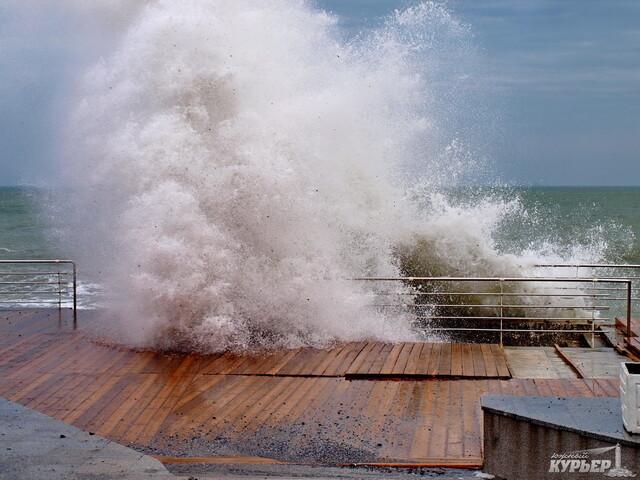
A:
450 186 640 266
0 187 59 260
0 186 102 308
4 2 639 351
1 185 638 313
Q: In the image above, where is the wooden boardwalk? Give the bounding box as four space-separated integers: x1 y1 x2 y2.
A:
617 317 640 358
0 309 622 466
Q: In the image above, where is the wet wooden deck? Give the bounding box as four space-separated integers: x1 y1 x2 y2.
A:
617 317 640 358
0 309 622 466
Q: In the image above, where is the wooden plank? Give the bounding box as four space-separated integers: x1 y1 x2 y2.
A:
188 376 279 437
354 342 385 375
390 343 415 375
278 377 335 428
462 380 481 457
437 344 452 376
227 352 268 375
366 343 394 375
94 374 159 438
545 379 568 397
79 375 148 427
586 378 609 397
554 344 585 378
263 348 302 375
344 342 377 375
27 373 76 411
262 377 325 429
131 357 201 444
309 346 346 376
408 380 436 459
7 335 78 377
403 343 425 376
320 342 359 376
206 352 247 375
615 317 640 336
338 342 370 375
426 343 443 376
231 377 305 438
595 378 620 397
276 348 325 376
198 352 234 375
167 375 251 434
171 374 230 412
40 373 92 418
480 344 499 378
426 378 449 458
414 343 434 376
0 331 55 365
8 373 55 402
378 381 414 459
445 380 463 457
533 379 554 396
490 344 511 378
378 343 404 375
449 343 463 377
470 344 486 377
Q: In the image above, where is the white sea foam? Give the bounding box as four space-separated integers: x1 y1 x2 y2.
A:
58 1 606 351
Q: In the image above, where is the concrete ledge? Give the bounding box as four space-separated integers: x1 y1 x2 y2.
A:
482 396 640 480
0 398 175 480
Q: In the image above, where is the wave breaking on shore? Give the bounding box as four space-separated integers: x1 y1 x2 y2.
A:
58 1 607 351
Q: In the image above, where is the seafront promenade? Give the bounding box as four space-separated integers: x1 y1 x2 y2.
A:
0 308 624 472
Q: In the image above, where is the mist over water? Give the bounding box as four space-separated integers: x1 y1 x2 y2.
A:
56 1 616 351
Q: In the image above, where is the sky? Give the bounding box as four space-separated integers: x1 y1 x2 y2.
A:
0 0 638 186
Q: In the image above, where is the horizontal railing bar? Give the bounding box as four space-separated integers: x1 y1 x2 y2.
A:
540 286 622 291
534 263 640 269
428 327 606 334
537 275 640 280
600 297 640 302
354 276 631 283
0 291 71 295
0 260 76 264
375 304 609 310
408 304 609 310
0 300 73 304
0 272 70 276
416 315 609 322
376 292 611 298
583 287 636 291
0 281 72 285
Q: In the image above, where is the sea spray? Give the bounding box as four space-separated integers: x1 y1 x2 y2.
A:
57 1 608 351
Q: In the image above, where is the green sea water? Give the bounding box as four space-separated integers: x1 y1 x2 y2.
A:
1 185 639 306
507 186 640 265
0 186 61 260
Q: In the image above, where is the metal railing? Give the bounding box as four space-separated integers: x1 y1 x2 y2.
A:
0 260 77 327
534 263 640 323
355 276 633 345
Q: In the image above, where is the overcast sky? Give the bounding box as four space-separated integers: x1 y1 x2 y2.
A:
1 0 639 186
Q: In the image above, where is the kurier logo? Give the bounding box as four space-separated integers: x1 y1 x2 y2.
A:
548 444 635 477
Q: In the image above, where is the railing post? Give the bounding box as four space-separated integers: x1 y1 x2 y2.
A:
499 280 504 346
72 262 77 329
591 303 595 348
56 261 62 311
627 280 632 340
